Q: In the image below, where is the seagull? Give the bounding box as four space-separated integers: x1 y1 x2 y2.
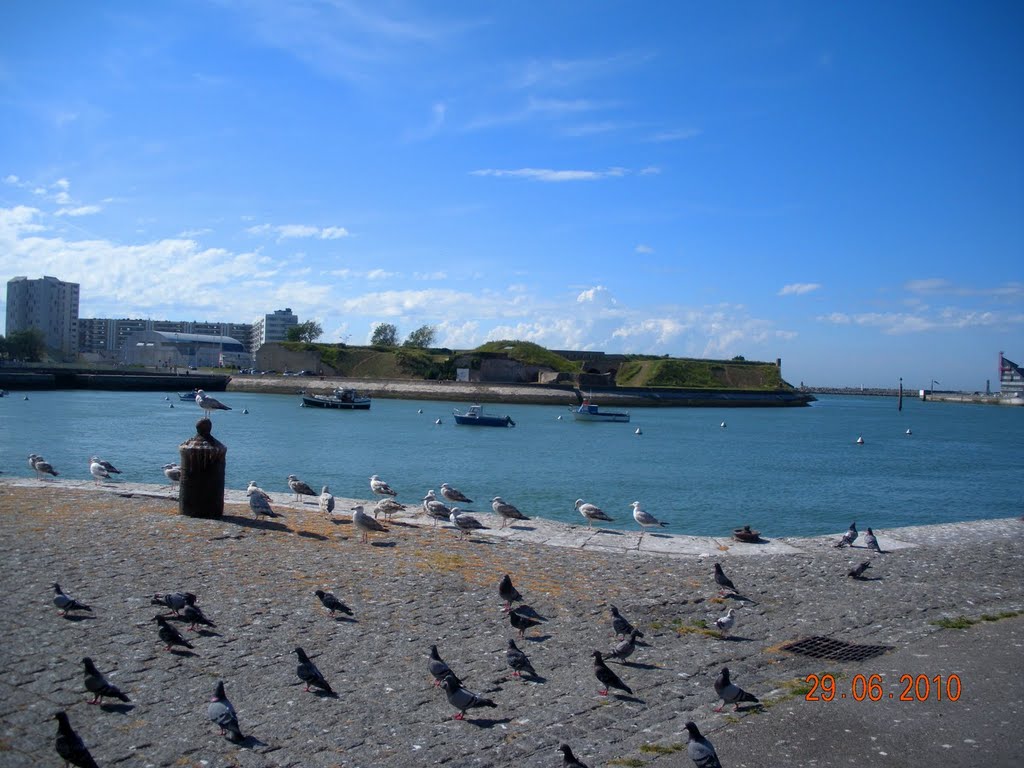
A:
54 711 99 768
162 463 181 488
314 589 353 617
428 645 461 688
208 681 244 743
351 505 388 543
684 721 722 768
630 501 667 536
369 474 398 497
592 650 632 696
154 615 194 651
318 486 335 518
575 498 614 527
287 474 317 502
607 629 643 662
558 744 590 768
848 561 871 579
491 497 530 528
31 454 58 479
863 527 884 553
422 490 452 526
714 608 736 636
834 522 858 548
151 591 197 616
499 574 522 613
294 646 334 694
246 480 270 501
440 482 472 504
53 583 91 616
609 605 640 639
88 459 111 484
713 563 738 595
509 605 543 638
82 657 130 705
195 389 231 416
439 674 497 720
506 638 537 679
373 498 406 521
247 487 279 520
449 507 487 536
714 666 760 712
90 456 121 475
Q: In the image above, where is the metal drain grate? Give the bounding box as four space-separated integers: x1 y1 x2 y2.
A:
781 636 894 662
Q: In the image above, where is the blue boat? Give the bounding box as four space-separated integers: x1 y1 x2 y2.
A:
453 404 515 427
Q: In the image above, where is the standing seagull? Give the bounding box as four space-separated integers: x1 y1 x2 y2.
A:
54 711 99 768
369 474 398 497
439 674 497 720
714 608 736 637
440 482 473 504
88 459 111 484
422 490 452 526
713 666 760 712
294 646 334 694
863 527 884 553
318 486 335 518
492 496 530 528
154 615 194 652
162 463 181 489
351 505 388 544
834 522 858 548
505 638 537 679
82 657 130 705
630 501 667 536
684 721 722 768
247 486 279 520
498 574 522 613
592 650 632 696
713 563 738 596
449 507 487 537
90 456 121 475
575 499 614 527
374 498 406 521
287 474 317 502
195 389 231 417
208 681 244 743
31 454 59 479
53 583 91 617
558 744 590 768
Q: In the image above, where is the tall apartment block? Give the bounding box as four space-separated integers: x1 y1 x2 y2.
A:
5 275 80 360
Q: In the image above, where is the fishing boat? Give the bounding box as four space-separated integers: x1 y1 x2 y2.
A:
452 404 516 427
178 389 200 401
301 387 371 410
571 396 630 423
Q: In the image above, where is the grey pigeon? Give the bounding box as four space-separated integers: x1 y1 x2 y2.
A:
713 563 737 595
151 591 197 615
427 644 461 688
208 680 244 743
684 721 722 768
575 498 614 527
195 389 231 416
834 521 858 548
83 657 130 704
714 608 736 636
848 561 871 579
558 743 590 768
53 583 91 616
609 605 639 638
54 711 99 768
863 527 883 553
509 605 543 638
449 508 487 536
286 474 316 502
439 674 497 720
499 574 522 612
713 666 759 712
592 650 632 695
505 638 537 678
314 589 353 617
155 615 194 651
607 629 643 662
182 603 215 631
294 646 334 694
440 482 473 503
492 496 529 528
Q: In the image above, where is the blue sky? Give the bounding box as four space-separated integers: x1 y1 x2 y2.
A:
1 1 1021 390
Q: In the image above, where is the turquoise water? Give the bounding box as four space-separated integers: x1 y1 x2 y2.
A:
2 390 1021 536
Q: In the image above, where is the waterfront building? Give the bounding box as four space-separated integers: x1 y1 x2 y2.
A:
79 318 254 360
999 352 1024 398
121 330 249 369
4 275 80 361
251 308 298 349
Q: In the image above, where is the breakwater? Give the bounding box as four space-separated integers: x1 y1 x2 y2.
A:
0 367 230 392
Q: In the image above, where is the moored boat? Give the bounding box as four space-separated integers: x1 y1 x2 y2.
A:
453 404 515 427
178 389 200 401
571 397 630 423
301 387 371 410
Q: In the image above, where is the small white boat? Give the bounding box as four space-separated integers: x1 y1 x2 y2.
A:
571 397 630 423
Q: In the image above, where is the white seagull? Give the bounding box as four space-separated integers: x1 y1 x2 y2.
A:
318 485 335 518
369 474 398 497
491 496 530 528
195 389 232 417
89 458 112 484
630 501 668 536
246 480 271 502
29 454 58 480
91 456 121 475
373 497 406 521
287 474 317 502
440 482 473 504
449 507 487 537
575 498 614 527
351 505 388 543
422 490 452 526
162 463 181 489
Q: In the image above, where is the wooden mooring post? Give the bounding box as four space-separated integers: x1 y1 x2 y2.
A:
178 418 227 518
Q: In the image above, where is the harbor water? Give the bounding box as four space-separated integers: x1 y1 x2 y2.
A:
2 390 1021 537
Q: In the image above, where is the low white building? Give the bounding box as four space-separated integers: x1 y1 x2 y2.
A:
121 330 249 369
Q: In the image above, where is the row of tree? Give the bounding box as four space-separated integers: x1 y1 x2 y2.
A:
284 321 437 349
0 329 46 362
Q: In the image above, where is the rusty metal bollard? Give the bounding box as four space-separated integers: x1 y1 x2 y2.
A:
178 417 227 518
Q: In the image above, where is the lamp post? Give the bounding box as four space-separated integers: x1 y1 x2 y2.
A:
930 379 940 393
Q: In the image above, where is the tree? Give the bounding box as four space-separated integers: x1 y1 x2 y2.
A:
5 329 46 362
371 323 399 347
286 320 323 343
403 324 437 349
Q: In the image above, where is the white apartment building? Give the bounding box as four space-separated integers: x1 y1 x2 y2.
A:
5 275 80 360
251 308 298 349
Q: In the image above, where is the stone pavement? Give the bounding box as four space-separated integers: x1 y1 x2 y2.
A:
1 479 1022 767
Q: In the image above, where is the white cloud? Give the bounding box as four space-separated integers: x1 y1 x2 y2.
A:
178 227 213 238
471 167 628 182
647 128 701 142
414 271 447 280
54 178 70 191
55 205 102 217
247 223 350 241
778 283 821 296
635 244 654 254
3 174 19 184
319 226 350 239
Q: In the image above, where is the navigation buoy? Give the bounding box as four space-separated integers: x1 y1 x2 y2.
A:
435 418 442 425
906 428 912 435
169 404 174 408
164 396 169 401
720 421 727 428
556 415 562 420
242 408 249 414
635 427 642 435
418 409 423 414
856 436 865 444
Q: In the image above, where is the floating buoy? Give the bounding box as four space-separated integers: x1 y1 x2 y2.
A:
435 418 442 425
23 396 29 400
164 396 170 401
417 409 423 414
856 436 864 444
242 408 249 414
169 404 174 408
635 427 642 435
905 428 912 435
556 415 562 420
720 421 727 428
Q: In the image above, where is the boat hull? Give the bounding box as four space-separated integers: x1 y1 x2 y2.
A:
301 395 371 410
453 414 515 427
572 411 630 423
